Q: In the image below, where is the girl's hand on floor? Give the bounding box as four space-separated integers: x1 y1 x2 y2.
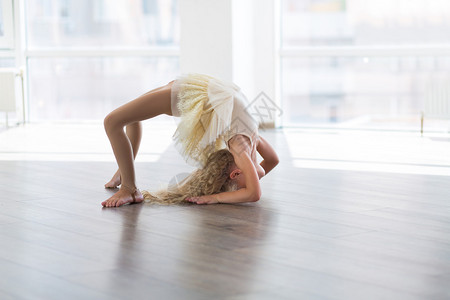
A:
186 195 219 205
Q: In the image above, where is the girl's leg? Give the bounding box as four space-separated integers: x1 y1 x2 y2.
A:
104 121 142 188
104 84 170 188
102 82 173 207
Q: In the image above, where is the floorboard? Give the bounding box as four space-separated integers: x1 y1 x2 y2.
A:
0 124 449 299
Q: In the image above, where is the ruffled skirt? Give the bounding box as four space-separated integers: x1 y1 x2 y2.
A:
171 73 241 166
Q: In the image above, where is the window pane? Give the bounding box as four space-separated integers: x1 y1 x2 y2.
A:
28 57 179 120
0 2 4 36
282 56 450 130
0 0 14 49
26 0 179 48
0 57 14 67
282 0 450 47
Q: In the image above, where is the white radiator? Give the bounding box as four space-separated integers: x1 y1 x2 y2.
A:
0 69 17 112
421 77 450 134
0 68 25 126
424 78 450 117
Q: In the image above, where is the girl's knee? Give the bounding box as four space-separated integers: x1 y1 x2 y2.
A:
104 112 123 133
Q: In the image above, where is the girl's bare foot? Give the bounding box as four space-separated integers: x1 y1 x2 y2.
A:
105 170 121 188
102 188 144 207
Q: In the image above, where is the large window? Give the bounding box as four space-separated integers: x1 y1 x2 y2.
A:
25 0 179 121
280 0 450 130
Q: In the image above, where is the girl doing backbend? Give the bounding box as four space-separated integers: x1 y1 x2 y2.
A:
102 73 279 207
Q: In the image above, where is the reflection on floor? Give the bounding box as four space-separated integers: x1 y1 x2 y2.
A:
0 123 449 299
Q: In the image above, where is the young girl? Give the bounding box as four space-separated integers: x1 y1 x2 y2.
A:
102 73 279 207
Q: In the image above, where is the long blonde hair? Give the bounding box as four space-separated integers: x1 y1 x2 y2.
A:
142 149 237 204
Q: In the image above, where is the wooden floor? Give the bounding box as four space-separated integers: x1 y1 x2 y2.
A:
0 124 449 300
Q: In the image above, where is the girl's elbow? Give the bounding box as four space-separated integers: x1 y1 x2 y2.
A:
252 195 261 202
273 155 280 167
249 189 261 202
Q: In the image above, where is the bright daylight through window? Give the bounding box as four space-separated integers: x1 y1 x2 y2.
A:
25 0 179 121
281 0 450 131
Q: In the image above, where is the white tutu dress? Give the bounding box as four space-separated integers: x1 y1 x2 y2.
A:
171 73 258 166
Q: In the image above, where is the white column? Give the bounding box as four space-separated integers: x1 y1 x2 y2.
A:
232 0 278 127
232 0 255 97
179 0 233 81
252 0 276 107
179 0 279 126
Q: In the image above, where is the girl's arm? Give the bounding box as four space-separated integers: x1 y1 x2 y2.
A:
187 135 261 205
256 136 279 175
